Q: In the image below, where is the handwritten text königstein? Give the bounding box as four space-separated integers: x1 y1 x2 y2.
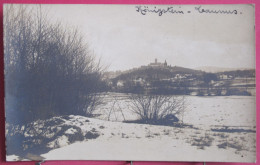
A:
135 6 240 16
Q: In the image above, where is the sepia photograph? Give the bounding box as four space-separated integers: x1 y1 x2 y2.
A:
4 4 256 162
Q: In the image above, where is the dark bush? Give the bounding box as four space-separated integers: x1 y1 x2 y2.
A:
4 5 105 125
128 94 185 125
85 132 100 139
226 89 251 96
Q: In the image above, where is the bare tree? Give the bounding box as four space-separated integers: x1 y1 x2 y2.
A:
128 94 185 125
4 4 106 125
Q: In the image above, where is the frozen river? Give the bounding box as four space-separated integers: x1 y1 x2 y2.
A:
94 93 256 128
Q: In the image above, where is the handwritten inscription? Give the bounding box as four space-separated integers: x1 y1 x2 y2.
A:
135 6 184 16
135 5 240 16
194 6 238 14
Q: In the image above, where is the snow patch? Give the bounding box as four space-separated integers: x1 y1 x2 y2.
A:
47 135 69 148
65 128 78 134
6 154 19 161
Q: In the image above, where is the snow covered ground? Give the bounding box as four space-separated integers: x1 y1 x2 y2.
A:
40 115 256 162
6 94 256 162
95 94 256 128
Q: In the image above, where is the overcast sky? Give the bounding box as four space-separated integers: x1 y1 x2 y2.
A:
33 4 255 71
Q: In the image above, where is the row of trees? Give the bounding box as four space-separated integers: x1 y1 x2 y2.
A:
4 5 106 125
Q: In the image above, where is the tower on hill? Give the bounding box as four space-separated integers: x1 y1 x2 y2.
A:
149 58 167 67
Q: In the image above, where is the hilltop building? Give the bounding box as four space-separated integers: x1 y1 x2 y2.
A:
148 58 167 67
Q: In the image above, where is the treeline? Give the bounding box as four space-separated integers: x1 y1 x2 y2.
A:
109 69 254 96
113 66 204 82
4 5 106 125
216 69 255 78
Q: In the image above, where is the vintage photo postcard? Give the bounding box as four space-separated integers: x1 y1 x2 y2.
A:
4 4 256 162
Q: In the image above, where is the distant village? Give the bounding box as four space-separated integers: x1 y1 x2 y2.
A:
104 59 255 96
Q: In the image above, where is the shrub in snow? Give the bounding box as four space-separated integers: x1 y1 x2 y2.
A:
128 94 185 125
85 132 100 139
